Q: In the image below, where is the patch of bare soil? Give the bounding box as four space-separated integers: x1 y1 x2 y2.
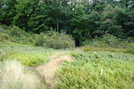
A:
35 53 72 89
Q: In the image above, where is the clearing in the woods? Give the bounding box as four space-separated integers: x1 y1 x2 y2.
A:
0 41 134 89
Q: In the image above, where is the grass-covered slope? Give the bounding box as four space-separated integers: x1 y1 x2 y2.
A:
0 41 50 66
0 26 134 89
57 49 134 89
0 40 134 89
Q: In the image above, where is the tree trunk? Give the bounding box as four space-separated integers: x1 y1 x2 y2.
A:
56 18 59 32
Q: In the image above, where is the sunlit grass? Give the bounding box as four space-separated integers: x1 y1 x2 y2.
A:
0 41 51 66
7 53 48 66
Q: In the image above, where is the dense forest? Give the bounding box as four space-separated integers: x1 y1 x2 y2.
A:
0 0 134 46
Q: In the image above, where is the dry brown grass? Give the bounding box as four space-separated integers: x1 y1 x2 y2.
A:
0 60 44 89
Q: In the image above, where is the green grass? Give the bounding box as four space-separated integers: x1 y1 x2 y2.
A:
0 40 134 89
0 41 51 66
57 49 134 89
82 46 134 54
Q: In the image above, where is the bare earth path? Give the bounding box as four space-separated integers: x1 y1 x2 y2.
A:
35 52 72 89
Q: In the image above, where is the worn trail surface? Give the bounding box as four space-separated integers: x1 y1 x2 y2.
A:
35 53 72 89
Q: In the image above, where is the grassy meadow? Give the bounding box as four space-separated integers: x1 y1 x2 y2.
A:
0 27 134 89
58 49 134 89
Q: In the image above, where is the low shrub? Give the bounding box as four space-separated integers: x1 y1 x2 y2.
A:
82 46 134 54
34 33 44 46
34 31 75 49
7 53 49 66
1 25 134 50
0 24 8 31
0 33 11 41
84 34 134 49
125 49 134 54
0 26 75 49
2 26 34 44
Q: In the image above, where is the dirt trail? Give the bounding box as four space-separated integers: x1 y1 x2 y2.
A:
35 53 72 89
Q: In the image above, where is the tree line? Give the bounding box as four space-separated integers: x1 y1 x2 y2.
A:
0 0 134 46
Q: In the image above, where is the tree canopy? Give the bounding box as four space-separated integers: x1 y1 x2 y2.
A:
0 0 134 46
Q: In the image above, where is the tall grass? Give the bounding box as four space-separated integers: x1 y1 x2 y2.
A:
0 60 44 89
0 41 50 66
57 51 134 89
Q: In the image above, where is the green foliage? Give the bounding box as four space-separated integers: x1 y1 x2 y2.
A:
97 5 123 37
0 0 17 25
6 26 26 37
0 41 50 66
0 0 134 46
27 2 50 33
8 53 48 66
2 26 33 44
34 31 75 49
0 26 75 49
82 46 134 54
0 33 10 41
71 5 86 46
34 33 44 46
0 51 7 61
86 34 134 49
58 51 134 89
102 34 120 47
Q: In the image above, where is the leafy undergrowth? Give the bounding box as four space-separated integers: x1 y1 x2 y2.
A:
0 26 75 49
0 41 51 66
57 50 134 89
82 46 134 54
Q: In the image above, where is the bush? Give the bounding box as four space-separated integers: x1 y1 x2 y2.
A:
102 34 120 47
0 24 8 31
34 33 44 46
4 26 26 38
88 34 134 49
34 31 75 49
0 26 75 49
1 26 35 44
18 54 48 66
7 52 49 66
0 33 11 41
90 34 121 48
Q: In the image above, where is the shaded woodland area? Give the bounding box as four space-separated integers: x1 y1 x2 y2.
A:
0 0 134 46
